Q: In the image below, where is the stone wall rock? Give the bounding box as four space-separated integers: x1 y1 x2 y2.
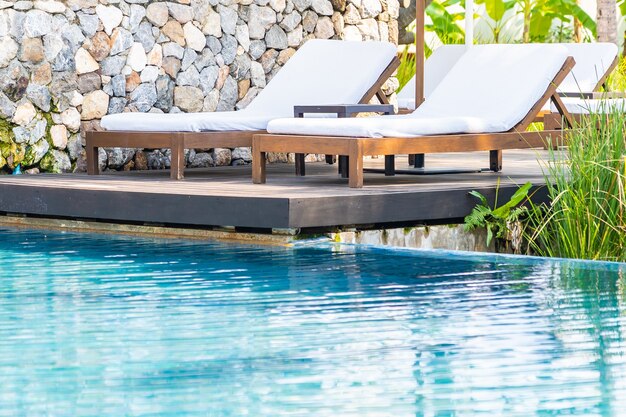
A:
0 0 398 174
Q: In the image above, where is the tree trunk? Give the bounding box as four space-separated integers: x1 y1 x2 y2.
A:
597 0 617 44
573 0 583 42
573 17 583 42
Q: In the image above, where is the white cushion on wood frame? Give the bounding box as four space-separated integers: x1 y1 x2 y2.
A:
397 44 467 110
267 44 570 137
101 39 398 132
558 42 617 93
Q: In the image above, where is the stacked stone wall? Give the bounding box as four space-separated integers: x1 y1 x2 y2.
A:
0 0 399 173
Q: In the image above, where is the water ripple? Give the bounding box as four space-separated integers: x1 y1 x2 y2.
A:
0 228 625 416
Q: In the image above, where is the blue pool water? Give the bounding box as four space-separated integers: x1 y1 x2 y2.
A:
0 228 625 416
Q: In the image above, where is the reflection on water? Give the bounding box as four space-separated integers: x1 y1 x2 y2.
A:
0 228 625 416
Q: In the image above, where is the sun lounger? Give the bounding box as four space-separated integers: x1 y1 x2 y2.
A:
86 39 399 179
409 43 617 167
556 42 618 95
397 45 466 111
252 44 575 188
541 42 619 128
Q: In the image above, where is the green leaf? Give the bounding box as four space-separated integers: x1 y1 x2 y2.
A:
464 205 491 231
475 0 508 22
486 225 494 246
619 0 626 17
568 4 596 36
493 182 533 218
469 190 489 207
426 0 466 43
529 11 554 41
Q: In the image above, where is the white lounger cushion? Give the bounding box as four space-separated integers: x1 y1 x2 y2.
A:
558 42 617 93
397 45 466 110
101 39 397 132
551 97 626 114
544 43 619 115
539 42 618 111
102 111 275 132
268 44 569 138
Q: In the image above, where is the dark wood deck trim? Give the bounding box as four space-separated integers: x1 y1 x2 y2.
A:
0 183 290 229
0 181 549 230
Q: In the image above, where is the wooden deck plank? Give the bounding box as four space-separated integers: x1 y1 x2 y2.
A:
0 151 554 230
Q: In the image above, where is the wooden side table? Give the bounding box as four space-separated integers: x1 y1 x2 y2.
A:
293 104 394 177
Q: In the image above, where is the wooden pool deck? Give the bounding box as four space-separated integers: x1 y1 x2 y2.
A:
0 150 552 232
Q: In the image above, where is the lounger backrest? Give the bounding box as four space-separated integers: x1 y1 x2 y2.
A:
397 44 466 105
413 44 569 132
245 39 398 116
559 42 618 92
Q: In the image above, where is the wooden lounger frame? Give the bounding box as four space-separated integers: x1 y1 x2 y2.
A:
536 55 619 121
85 56 400 180
252 57 576 188
540 54 620 128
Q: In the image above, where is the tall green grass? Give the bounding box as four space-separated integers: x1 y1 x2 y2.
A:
526 110 626 261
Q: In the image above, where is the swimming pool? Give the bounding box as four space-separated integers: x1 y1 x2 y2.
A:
0 228 625 416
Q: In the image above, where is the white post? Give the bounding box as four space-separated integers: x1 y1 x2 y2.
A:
465 0 474 47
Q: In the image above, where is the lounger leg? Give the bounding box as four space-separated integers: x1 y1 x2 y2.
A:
489 150 502 172
348 140 364 188
411 153 425 168
543 113 562 131
252 138 266 184
384 155 395 176
86 144 99 175
295 153 305 176
170 134 185 180
339 155 349 178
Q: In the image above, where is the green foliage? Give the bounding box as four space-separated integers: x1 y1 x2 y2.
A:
0 117 14 144
526 0 595 42
464 180 532 247
526 111 626 262
480 0 509 22
426 0 466 44
475 0 516 42
606 57 626 93
0 118 21 172
0 111 59 173
396 45 417 92
469 0 595 43
415 0 603 48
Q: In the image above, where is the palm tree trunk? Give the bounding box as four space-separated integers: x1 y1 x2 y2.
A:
597 0 617 44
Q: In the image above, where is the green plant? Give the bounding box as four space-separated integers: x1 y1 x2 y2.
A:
396 45 417 92
606 57 626 93
474 0 515 42
426 0 466 44
526 110 626 261
464 180 533 249
474 0 595 43
525 0 595 42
